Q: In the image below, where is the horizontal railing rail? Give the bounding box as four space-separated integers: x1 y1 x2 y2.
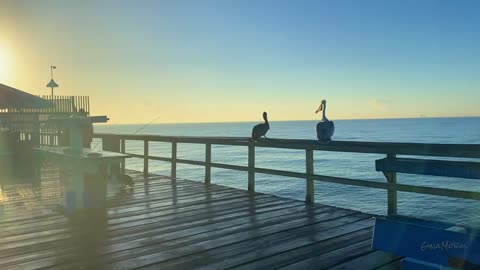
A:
93 134 480 158
93 133 480 215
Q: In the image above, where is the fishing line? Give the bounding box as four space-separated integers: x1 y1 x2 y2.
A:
130 116 162 135
91 115 161 151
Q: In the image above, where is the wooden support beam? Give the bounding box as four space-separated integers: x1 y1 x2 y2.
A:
306 148 314 204
171 141 177 180
121 139 126 175
102 136 121 176
205 143 211 185
385 153 397 215
144 139 149 178
248 143 255 192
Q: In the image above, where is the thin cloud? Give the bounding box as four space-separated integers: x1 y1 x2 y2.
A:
368 99 392 112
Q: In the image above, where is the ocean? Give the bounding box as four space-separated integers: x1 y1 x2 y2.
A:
94 117 480 226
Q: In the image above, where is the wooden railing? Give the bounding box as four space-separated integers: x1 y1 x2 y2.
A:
0 95 89 114
1 95 90 146
93 133 480 214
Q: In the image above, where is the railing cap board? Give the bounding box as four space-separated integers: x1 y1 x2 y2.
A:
93 133 480 158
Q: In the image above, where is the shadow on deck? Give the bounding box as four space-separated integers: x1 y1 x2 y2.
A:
0 169 401 270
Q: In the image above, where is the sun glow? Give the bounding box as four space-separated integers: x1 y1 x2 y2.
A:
0 46 9 82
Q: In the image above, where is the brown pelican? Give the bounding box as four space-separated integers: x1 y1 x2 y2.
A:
117 173 134 187
315 100 334 142
110 170 134 188
251 112 270 140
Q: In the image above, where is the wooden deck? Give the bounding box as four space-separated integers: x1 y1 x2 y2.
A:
0 169 401 270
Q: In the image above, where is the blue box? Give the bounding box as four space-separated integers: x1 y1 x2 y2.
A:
401 258 455 270
372 216 480 268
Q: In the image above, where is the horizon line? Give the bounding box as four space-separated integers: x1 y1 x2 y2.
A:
104 115 480 125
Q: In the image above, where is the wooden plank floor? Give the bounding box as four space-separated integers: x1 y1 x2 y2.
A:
0 169 401 270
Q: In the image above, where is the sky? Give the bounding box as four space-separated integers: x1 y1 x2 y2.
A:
0 0 479 124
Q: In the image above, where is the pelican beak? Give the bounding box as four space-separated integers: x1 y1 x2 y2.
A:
315 104 323 114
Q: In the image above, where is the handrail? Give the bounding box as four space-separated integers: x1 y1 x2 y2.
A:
0 95 89 114
93 132 480 214
93 133 480 158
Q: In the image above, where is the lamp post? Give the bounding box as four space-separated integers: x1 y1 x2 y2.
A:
46 66 59 97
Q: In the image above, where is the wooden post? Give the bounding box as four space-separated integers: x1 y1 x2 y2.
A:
205 143 211 185
171 141 177 180
306 149 314 204
102 136 120 152
248 143 255 192
143 139 149 178
386 153 398 215
32 117 40 147
56 130 62 146
121 139 126 174
102 136 121 177
50 132 54 146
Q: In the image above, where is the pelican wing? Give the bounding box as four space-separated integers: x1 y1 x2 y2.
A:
328 121 335 138
316 120 335 141
252 123 269 139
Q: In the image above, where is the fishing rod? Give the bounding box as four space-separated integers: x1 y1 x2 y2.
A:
131 116 162 135
91 115 161 151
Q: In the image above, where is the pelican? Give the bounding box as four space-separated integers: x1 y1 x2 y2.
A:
117 173 134 187
315 100 334 142
251 112 270 140
110 171 134 188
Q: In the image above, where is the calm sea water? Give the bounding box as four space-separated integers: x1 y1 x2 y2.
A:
95 117 480 226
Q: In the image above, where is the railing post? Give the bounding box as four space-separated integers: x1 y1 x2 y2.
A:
205 143 211 185
56 130 62 146
306 148 314 204
32 118 40 147
50 132 54 146
102 136 121 176
102 136 120 152
171 141 177 180
121 139 126 175
144 139 149 178
248 142 255 192
386 153 397 215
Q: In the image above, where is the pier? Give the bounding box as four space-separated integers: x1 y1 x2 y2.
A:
0 133 479 269
0 169 398 270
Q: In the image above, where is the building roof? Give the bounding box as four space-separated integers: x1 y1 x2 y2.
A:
0 83 51 109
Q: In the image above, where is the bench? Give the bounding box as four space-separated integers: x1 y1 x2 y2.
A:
375 157 480 180
373 156 480 269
